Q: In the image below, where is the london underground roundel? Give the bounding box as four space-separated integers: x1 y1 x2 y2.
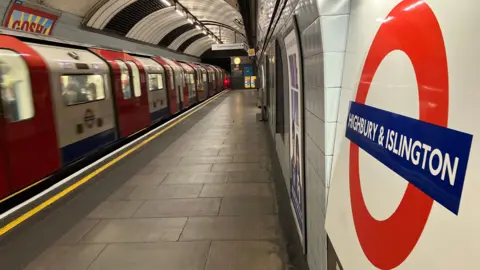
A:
346 0 472 269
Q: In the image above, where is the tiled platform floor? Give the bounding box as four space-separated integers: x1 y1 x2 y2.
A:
25 90 288 270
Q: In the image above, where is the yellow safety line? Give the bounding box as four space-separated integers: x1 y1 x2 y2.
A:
0 91 226 236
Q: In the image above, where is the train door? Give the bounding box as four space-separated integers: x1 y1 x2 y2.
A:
90 49 150 138
152 57 178 114
0 35 60 195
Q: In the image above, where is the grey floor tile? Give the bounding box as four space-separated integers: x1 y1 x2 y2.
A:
159 149 220 157
127 184 203 200
147 157 182 167
136 165 156 175
154 164 213 173
87 201 144 219
189 145 236 151
81 218 187 243
25 244 106 270
205 241 283 270
163 172 228 184
179 156 233 165
106 185 136 201
219 149 268 156
123 174 167 186
55 219 99 245
211 163 265 172
180 216 279 241
134 198 221 217
220 197 276 215
88 242 210 270
228 171 272 183
200 183 273 197
233 155 271 163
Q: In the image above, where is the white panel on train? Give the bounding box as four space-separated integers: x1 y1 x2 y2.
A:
27 43 116 156
325 0 479 269
134 56 168 116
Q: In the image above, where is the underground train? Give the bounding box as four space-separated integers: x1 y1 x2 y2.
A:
0 29 228 201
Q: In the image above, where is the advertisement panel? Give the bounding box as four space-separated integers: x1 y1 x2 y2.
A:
3 1 59 35
284 17 305 251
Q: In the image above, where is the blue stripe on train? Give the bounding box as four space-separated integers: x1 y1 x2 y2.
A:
150 107 170 123
61 129 117 165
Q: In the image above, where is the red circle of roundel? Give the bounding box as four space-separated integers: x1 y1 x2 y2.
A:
349 1 449 269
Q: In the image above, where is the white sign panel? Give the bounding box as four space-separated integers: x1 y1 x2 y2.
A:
284 25 305 251
325 0 479 269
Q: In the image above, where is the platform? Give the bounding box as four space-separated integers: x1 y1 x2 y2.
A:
0 90 290 270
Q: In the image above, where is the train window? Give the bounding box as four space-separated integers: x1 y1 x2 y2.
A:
115 60 132 100
126 61 141 97
202 73 207 82
60 74 106 106
189 74 195 85
148 73 164 91
0 49 34 122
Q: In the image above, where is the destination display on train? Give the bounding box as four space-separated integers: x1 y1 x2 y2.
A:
346 102 473 215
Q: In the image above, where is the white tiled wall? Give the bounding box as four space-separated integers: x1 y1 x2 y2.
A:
264 0 351 269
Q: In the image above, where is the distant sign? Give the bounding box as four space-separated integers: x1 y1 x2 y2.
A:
248 48 255 56
3 2 59 35
243 66 253 76
212 43 248 51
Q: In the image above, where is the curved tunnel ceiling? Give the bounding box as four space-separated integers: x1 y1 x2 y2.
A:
71 0 248 57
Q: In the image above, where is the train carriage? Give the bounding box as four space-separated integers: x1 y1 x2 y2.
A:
152 57 178 115
178 62 197 105
202 64 216 96
89 48 150 138
159 57 188 110
31 43 117 165
134 56 169 123
0 34 60 197
193 63 209 100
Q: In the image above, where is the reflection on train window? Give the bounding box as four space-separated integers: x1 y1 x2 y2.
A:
0 49 34 122
148 74 164 91
116 60 132 100
60 74 106 106
202 73 207 82
127 61 141 97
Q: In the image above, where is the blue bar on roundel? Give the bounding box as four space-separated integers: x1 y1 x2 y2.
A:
345 101 473 215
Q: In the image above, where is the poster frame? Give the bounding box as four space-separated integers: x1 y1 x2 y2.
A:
2 0 60 35
284 14 307 253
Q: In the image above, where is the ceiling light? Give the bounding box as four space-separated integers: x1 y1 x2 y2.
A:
187 18 194 24
196 24 202 30
202 29 207 34
160 0 171 6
